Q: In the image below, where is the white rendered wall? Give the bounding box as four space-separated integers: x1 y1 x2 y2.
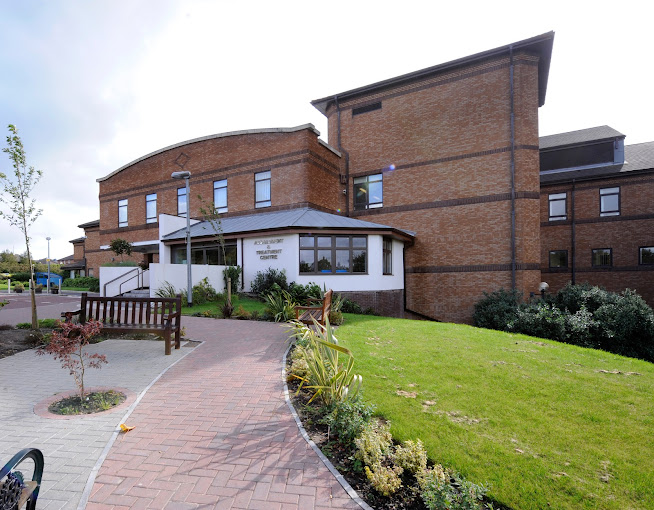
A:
158 213 201 265
242 234 404 292
100 267 146 297
149 263 226 297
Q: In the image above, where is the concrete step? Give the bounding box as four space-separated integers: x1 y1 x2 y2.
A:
121 288 150 298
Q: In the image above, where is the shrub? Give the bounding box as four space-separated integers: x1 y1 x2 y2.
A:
193 277 219 305
265 289 297 322
101 261 138 267
394 439 428 475
506 302 567 341
234 305 251 319
365 463 403 497
250 268 288 296
341 298 362 314
320 398 375 447
288 281 322 305
8 271 32 282
355 418 393 467
62 277 100 292
329 310 344 325
221 299 234 319
223 266 242 295
472 288 521 330
13 282 25 291
154 281 178 298
421 470 489 510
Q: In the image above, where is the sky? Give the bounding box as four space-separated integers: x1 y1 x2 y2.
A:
1 0 652 260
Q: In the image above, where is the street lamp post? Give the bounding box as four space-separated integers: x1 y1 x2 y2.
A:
46 237 51 294
171 170 192 307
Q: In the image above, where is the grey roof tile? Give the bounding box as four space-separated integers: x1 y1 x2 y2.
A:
163 208 416 241
539 126 625 149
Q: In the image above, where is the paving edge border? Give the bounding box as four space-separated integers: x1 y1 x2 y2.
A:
76 340 204 510
282 342 373 510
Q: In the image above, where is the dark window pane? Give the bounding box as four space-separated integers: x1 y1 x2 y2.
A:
173 248 187 264
224 245 237 266
352 237 366 248
317 250 332 272
191 250 204 265
206 249 220 265
592 249 612 267
300 251 315 273
335 250 350 272
549 250 568 268
317 237 332 247
352 250 366 273
300 236 315 248
640 247 654 265
335 237 349 248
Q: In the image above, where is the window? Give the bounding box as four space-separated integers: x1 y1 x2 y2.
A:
354 174 383 210
383 238 392 275
549 250 568 268
118 199 128 227
255 170 271 208
640 247 654 265
600 187 620 216
548 193 567 221
177 187 187 217
172 242 237 266
592 248 612 267
213 179 228 213
146 193 157 223
299 235 367 274
352 102 382 116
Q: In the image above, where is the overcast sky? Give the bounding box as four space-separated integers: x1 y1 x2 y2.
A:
1 0 652 260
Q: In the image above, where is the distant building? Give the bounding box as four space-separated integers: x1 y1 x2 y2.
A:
69 32 654 322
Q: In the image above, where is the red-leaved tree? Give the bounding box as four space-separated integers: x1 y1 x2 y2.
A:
38 320 107 402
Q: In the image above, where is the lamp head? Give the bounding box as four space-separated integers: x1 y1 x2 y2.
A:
171 171 191 180
538 282 549 293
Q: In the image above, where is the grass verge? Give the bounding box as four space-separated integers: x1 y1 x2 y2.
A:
181 294 266 316
335 314 654 510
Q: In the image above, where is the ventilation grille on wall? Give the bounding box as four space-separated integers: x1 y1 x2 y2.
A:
352 102 382 116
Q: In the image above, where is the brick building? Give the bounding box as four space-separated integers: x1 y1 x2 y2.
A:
68 31 654 322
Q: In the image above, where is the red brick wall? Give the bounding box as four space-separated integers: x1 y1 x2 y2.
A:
328 53 542 322
541 173 654 306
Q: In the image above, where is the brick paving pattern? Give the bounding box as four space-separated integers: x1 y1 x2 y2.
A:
86 317 359 509
0 339 191 510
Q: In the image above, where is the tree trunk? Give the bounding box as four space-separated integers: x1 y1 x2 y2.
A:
25 235 38 329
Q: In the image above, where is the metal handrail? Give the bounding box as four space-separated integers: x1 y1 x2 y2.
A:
118 269 149 296
103 268 140 297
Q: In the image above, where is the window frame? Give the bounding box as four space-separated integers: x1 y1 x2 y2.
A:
383 237 393 275
592 248 613 268
548 192 567 221
549 250 568 269
177 187 188 217
600 187 620 217
213 179 228 213
299 234 367 275
172 241 237 266
118 199 128 228
354 173 383 211
146 193 157 224
639 246 654 265
255 170 271 208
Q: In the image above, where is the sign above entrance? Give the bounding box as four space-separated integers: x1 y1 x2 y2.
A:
255 238 284 260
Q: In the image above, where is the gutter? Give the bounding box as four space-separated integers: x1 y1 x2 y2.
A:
334 95 351 217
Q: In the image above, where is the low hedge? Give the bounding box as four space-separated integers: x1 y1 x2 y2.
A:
62 277 100 292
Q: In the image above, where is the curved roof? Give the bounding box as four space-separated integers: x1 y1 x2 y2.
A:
97 124 324 183
539 126 625 150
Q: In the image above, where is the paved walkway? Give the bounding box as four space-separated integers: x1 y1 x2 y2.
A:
1 317 361 510
86 318 359 510
0 291 91 326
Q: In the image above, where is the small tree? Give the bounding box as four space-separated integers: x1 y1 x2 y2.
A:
110 238 132 261
1 125 43 329
37 320 107 402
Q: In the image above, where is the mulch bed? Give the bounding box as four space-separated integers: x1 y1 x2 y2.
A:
48 390 126 415
286 365 427 510
0 326 48 359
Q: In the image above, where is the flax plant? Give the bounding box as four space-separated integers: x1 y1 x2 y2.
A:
288 318 362 405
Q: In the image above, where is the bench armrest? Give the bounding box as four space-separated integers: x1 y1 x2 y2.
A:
61 309 82 322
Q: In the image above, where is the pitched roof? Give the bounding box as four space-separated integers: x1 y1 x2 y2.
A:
312 31 554 114
77 219 100 229
162 208 415 241
539 126 625 150
540 141 654 184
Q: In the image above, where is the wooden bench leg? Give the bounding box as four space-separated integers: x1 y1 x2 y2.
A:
174 329 181 349
164 330 171 355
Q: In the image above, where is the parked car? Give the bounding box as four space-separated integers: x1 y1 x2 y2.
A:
34 272 63 287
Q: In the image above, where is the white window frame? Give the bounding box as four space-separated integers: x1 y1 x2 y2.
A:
548 193 567 221
146 193 157 224
600 187 620 217
213 180 228 213
118 199 128 228
255 170 271 208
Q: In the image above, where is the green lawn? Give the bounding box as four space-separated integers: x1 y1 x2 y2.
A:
335 314 654 510
181 294 266 316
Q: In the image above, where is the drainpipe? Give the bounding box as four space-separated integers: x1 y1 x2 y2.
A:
509 45 517 290
570 179 577 285
334 95 351 216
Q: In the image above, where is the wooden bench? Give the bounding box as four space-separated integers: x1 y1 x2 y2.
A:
295 289 333 327
1 448 44 510
62 293 182 355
